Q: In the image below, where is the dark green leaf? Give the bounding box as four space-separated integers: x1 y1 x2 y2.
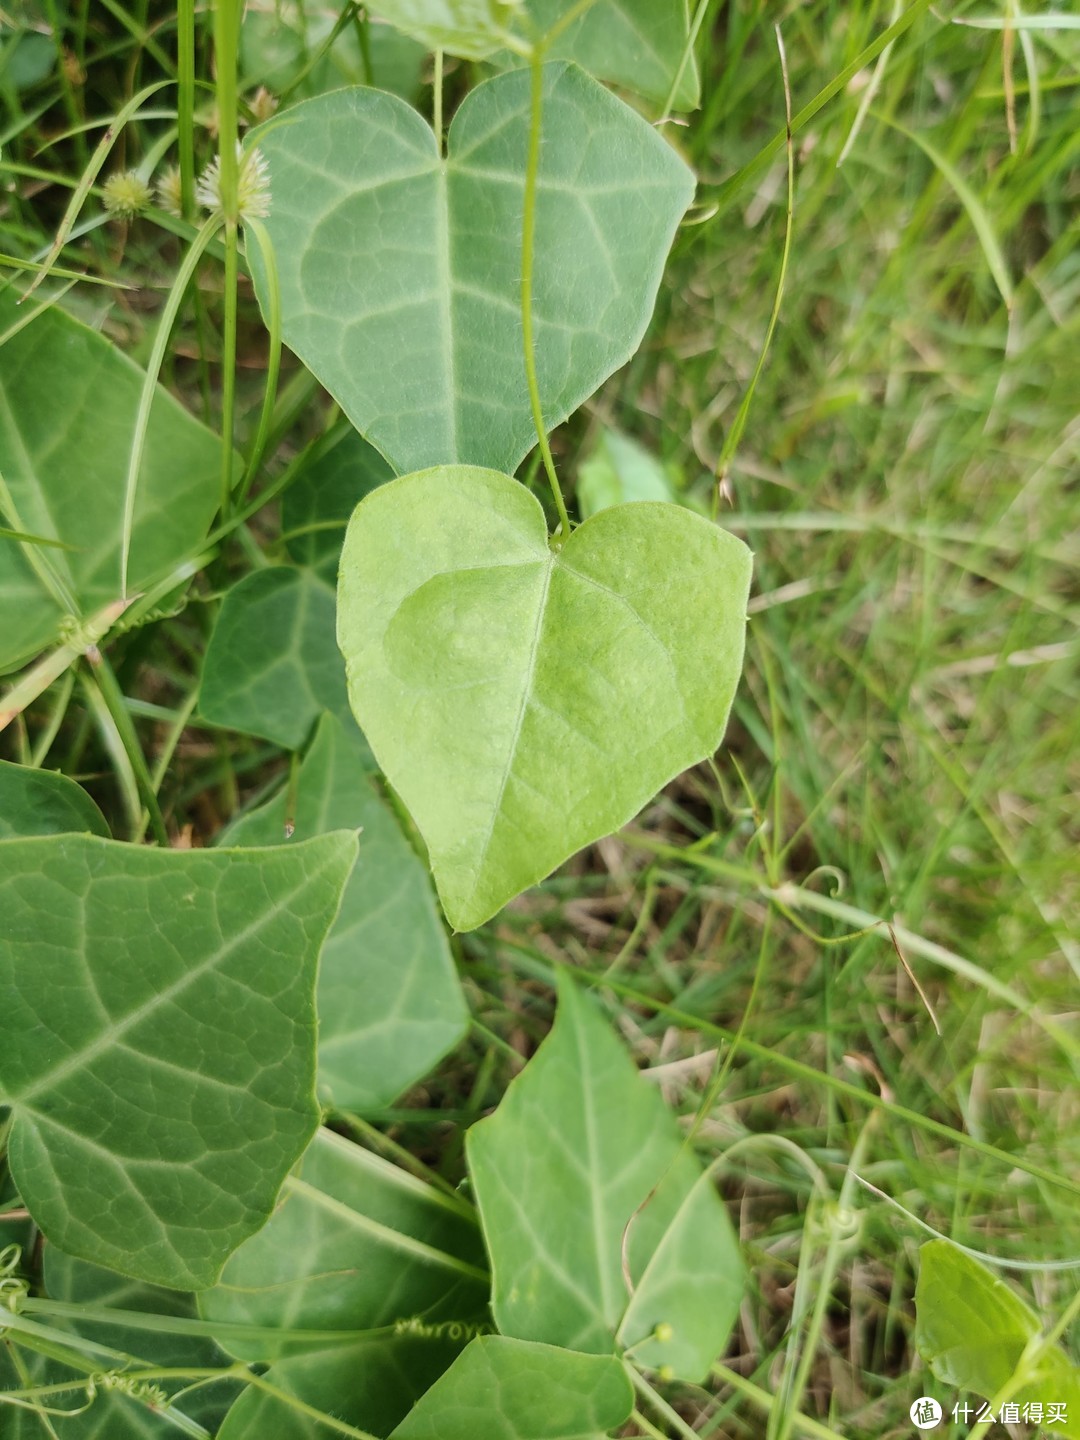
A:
0 288 222 671
199 1126 488 1358
283 429 394 583
250 64 694 476
200 567 347 750
0 832 356 1289
390 1336 634 1439
0 760 109 839
222 714 467 1109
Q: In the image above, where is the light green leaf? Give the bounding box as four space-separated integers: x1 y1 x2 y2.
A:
0 287 221 672
577 428 676 519
250 64 694 476
0 759 109 839
466 975 744 1379
200 567 347 750
0 832 356 1289
391 1335 634 1439
338 466 751 930
915 1240 1080 1433
222 714 467 1109
217 1335 462 1440
283 428 395 583
199 1126 489 1362
527 0 699 110
372 0 523 60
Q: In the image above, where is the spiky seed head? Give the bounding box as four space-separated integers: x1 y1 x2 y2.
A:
102 170 152 219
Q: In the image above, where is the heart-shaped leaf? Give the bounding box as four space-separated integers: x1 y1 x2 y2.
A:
0 288 222 672
390 1336 634 1439
0 832 356 1289
249 64 694 476
337 467 751 930
222 714 467 1109
466 975 744 1380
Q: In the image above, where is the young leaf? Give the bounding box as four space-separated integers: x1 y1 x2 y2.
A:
528 0 700 110
200 567 348 750
199 1126 489 1362
249 64 694 476
0 758 109 839
337 467 752 930
390 1335 634 1439
0 832 356 1290
283 429 395 582
466 975 744 1380
371 0 523 60
222 714 467 1109
576 428 676 519
915 1239 1080 1432
0 287 221 672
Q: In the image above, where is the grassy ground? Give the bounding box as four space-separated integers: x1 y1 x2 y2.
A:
2 2 1078 1436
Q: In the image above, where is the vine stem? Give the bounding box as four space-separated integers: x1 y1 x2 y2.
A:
521 46 572 541
177 0 196 215
219 218 239 518
120 215 222 599
87 652 170 846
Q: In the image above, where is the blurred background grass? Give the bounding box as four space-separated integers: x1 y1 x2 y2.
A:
2 2 1078 1436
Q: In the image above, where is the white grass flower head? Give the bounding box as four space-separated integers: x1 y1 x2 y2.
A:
196 142 271 220
155 163 183 218
102 170 152 219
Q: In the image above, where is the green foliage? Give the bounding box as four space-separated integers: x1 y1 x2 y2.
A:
222 715 467 1109
371 0 524 60
338 466 751 929
242 5 427 102
199 566 347 749
389 1336 634 1439
526 0 699 108
0 287 221 672
248 63 694 475
21 1 1079 1435
0 832 355 1288
200 1126 488 1359
576 427 677 518
0 758 109 838
468 975 744 1380
915 1241 1080 1433
282 429 394 582
204 1126 488 1435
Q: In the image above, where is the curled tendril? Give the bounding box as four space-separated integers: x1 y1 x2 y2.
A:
87 1372 169 1407
0 1245 28 1317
